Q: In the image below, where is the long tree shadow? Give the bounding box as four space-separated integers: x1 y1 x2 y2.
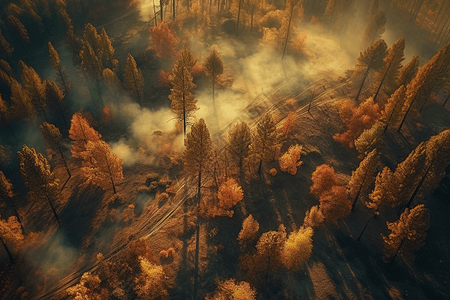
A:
58 184 105 249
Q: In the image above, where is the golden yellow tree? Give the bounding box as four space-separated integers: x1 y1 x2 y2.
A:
66 272 109 300
228 121 252 176
218 178 244 211
79 140 124 194
123 53 144 106
169 52 198 137
83 23 102 57
354 121 384 157
40 122 71 178
255 225 287 279
0 215 23 263
100 28 116 68
206 279 257 300
133 257 169 300
381 204 429 263
18 145 61 227
303 205 324 229
69 112 102 158
238 214 260 245
381 85 406 132
279 144 303 175
280 226 313 271
348 149 379 211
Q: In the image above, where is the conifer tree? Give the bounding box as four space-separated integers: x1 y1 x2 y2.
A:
0 29 14 58
372 38 405 104
18 145 61 227
227 121 252 176
251 114 279 176
83 23 102 58
149 21 178 58
0 215 23 263
7 15 30 43
79 140 124 194
310 164 338 199
183 118 212 200
282 0 303 59
102 68 121 101
80 41 103 102
355 121 384 157
100 28 115 67
381 85 406 132
354 39 387 102
0 171 22 230
48 42 70 97
69 112 102 158
19 61 48 121
10 79 36 121
319 185 351 224
123 53 144 106
205 46 224 118
169 54 197 137
362 10 386 48
349 149 379 211
397 55 419 89
66 28 83 65
392 142 427 208
280 226 313 271
381 204 430 263
179 47 197 72
40 122 70 178
44 79 68 129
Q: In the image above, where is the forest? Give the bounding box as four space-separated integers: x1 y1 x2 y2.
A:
0 0 449 299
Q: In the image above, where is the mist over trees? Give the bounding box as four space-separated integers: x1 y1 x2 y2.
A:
0 0 449 299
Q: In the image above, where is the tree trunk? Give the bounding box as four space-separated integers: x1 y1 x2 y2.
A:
45 193 61 227
282 3 294 60
355 65 372 103
373 45 402 103
443 93 450 107
258 158 263 178
357 213 376 241
351 166 370 211
173 0 175 19
160 0 164 21
389 238 405 265
0 236 14 264
397 94 417 132
236 0 242 36
153 0 157 26
402 158 433 212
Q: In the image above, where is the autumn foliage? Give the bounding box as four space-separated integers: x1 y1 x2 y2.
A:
238 214 260 245
149 21 178 59
310 164 338 198
319 185 352 224
218 178 244 211
278 144 303 175
333 98 381 148
69 112 102 158
280 226 313 271
303 205 324 229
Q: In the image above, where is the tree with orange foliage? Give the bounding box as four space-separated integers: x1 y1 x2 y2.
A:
149 22 178 59
69 112 102 158
0 215 23 263
319 185 351 224
79 140 124 194
238 214 260 246
10 79 36 122
333 97 381 148
310 164 338 198
279 144 303 175
381 204 429 263
218 178 244 211
123 54 144 106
